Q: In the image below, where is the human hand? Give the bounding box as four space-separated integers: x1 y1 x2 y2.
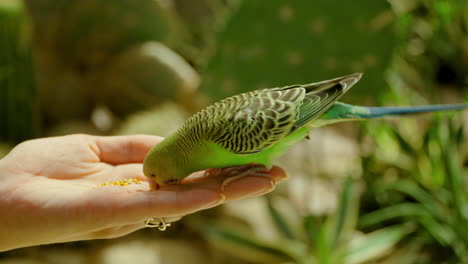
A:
0 134 287 251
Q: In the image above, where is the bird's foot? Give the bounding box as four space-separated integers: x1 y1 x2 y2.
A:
204 168 223 178
207 164 274 192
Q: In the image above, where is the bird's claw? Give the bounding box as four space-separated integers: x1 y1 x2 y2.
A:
218 164 274 192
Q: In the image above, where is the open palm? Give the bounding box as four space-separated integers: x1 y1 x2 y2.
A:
0 134 286 251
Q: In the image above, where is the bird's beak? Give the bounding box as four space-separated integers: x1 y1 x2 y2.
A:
147 178 160 191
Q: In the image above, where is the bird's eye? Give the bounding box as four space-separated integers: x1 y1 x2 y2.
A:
150 173 156 177
163 178 179 184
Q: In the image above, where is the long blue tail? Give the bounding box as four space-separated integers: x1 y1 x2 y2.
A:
318 102 468 125
361 103 468 118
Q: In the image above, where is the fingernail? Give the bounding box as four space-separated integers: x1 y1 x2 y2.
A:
253 179 276 196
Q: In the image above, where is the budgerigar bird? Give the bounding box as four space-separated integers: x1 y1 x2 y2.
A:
143 73 467 189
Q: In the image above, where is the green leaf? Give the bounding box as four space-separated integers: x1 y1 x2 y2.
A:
440 123 464 217
418 217 455 246
332 177 352 246
360 203 456 246
438 117 468 251
452 118 464 145
303 215 320 244
345 225 412 264
360 203 430 228
384 180 447 221
266 195 296 240
389 126 416 155
363 235 426 264
201 223 297 263
332 177 359 248
316 220 332 264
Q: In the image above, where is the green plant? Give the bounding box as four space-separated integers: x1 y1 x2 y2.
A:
200 178 412 264
0 0 41 144
358 112 468 263
389 0 468 96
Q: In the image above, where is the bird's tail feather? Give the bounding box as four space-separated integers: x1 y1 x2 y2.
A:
354 103 467 118
315 102 467 126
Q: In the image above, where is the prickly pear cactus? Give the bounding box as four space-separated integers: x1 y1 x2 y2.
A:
116 103 188 137
23 0 201 122
95 42 200 116
200 0 395 103
0 0 41 144
172 0 241 67
25 0 183 68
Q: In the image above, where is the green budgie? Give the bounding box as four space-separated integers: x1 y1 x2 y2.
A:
143 73 467 189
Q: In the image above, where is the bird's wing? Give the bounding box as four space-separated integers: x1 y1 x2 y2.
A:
294 73 362 128
204 73 362 154
209 87 305 154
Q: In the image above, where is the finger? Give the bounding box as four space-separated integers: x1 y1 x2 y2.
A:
183 165 287 185
61 223 145 241
89 223 145 239
89 216 183 239
92 135 164 165
53 215 182 243
223 166 287 201
122 185 224 219
83 183 220 226
108 166 288 223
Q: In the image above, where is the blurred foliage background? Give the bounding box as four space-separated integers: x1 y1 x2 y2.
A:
0 0 467 263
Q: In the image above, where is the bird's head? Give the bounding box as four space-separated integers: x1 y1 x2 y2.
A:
143 144 189 190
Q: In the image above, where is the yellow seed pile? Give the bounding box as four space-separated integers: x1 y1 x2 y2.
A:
96 178 142 188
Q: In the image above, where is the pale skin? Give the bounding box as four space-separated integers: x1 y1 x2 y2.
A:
0 134 287 252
